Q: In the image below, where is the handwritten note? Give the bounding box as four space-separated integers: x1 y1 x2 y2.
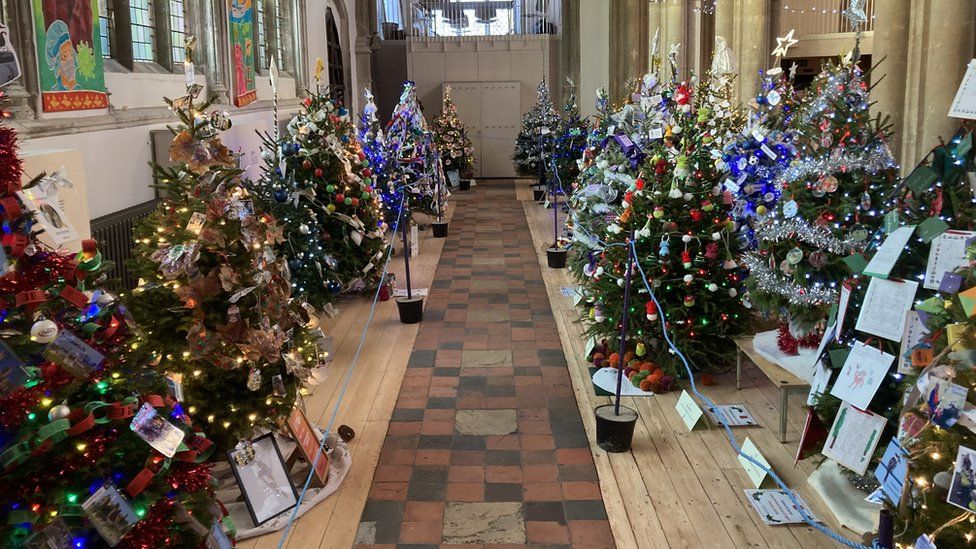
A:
822 401 887 475
923 231 975 289
854 277 919 341
897 311 929 374
829 340 895 410
864 225 916 278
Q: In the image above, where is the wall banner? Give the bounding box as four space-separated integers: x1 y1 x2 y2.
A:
32 0 109 112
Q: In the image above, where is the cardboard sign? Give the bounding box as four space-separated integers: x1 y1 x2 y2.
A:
675 390 705 430
949 59 976 120
286 407 329 486
739 437 773 488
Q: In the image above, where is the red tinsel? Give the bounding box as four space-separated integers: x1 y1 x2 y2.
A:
776 322 821 356
168 462 214 493
0 387 38 430
117 498 178 549
0 126 22 197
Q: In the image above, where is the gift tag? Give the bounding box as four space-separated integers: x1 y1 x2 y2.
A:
44 330 105 378
130 402 186 458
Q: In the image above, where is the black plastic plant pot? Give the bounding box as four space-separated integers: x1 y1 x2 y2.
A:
396 297 424 324
594 404 638 453
432 221 449 238
533 188 545 202
546 247 567 269
459 179 471 191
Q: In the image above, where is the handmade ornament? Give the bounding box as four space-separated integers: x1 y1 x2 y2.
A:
646 301 658 321
683 295 696 307
30 319 59 343
246 368 262 391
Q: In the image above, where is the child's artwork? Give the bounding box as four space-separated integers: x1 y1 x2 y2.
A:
947 445 976 515
31 0 109 112
874 439 908 504
829 340 894 410
925 376 968 428
822 401 887 475
228 0 257 107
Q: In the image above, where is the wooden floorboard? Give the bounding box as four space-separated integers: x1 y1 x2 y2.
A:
521 196 854 549
238 201 457 549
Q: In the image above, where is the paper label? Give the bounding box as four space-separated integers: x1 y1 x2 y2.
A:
675 390 704 430
863 225 916 278
949 59 976 120
924 231 975 289
739 437 772 488
854 277 919 341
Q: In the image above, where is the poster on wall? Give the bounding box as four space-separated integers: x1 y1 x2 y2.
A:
0 23 21 88
31 0 109 112
228 0 257 107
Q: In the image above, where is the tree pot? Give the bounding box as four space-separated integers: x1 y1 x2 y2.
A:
396 297 424 324
533 188 545 202
595 404 638 453
432 221 449 238
459 179 471 191
546 247 567 269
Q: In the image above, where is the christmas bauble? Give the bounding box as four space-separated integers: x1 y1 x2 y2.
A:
274 190 289 203
683 296 695 307
808 251 827 268
822 175 838 193
782 200 798 218
288 258 302 271
707 283 718 292
299 224 311 235
326 184 335 193
48 401 71 421
786 247 803 265
31 319 59 343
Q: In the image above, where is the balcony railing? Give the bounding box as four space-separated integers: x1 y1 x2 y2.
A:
778 0 876 36
378 0 561 39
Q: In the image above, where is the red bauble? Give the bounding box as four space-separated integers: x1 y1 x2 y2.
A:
362 168 372 177
335 194 345 203
357 151 366 161
302 159 312 170
351 198 360 206
635 178 645 191
314 168 324 178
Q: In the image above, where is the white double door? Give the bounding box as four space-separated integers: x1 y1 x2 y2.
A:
442 81 521 178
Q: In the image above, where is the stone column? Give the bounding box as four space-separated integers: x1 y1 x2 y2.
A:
561 0 581 102
902 0 976 167
647 0 662 74
871 0 911 162
354 0 378 113
733 0 770 102
608 0 648 101
714 0 734 52
661 0 685 80
6 0 38 119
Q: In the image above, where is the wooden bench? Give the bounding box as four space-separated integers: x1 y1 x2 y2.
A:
732 335 810 443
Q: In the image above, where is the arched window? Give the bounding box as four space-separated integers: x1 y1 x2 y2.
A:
326 8 346 105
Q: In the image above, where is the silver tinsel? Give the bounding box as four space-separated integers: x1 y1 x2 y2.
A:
754 217 866 255
743 252 838 306
776 143 895 187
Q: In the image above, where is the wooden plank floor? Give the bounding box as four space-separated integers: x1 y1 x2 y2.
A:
239 198 462 549
520 194 854 549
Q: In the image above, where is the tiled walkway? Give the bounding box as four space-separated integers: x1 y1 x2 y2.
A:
354 181 614 548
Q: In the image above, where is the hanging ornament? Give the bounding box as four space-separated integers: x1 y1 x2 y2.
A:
593 304 605 322
646 301 658 321
659 237 670 257
653 206 665 219
808 251 828 269
683 295 695 307
707 283 718 292
786 247 803 265
227 304 241 324
682 250 693 268
635 342 646 357
821 175 838 193
48 401 71 421
756 205 767 216
683 274 694 283
849 224 869 242
299 223 311 235
779 259 794 275
233 440 256 466
860 191 872 210
246 368 262 391
782 200 798 218
30 319 59 344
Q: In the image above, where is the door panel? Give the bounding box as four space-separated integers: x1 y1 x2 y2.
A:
443 81 520 178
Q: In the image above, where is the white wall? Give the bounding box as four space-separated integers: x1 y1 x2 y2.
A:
578 0 609 119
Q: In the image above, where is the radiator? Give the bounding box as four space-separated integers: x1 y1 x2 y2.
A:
89 200 158 291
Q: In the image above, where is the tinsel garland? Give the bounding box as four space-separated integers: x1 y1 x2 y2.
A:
776 322 821 355
168 462 214 493
753 217 867 255
776 143 895 187
742 251 839 305
117 498 179 549
0 126 22 194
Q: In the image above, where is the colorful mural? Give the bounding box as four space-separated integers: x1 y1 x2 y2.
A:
31 0 109 112
229 0 257 107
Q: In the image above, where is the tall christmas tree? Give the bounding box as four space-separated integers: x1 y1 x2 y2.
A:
254 84 388 308
552 78 589 189
743 58 898 357
575 69 748 375
384 81 440 217
127 86 318 450
512 80 559 180
0 118 224 547
431 85 474 181
359 88 395 222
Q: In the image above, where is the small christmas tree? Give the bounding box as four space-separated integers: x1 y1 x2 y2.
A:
255 88 388 308
359 88 396 223
743 59 898 354
0 117 223 548
127 87 318 449
431 86 474 181
513 80 559 180
552 78 589 189
384 81 440 217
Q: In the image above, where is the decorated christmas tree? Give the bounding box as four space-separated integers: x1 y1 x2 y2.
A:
742 58 898 359
431 86 474 182
0 118 225 548
512 80 560 180
384 81 440 217
551 78 589 189
127 86 319 450
575 70 748 376
254 84 388 308
359 88 395 222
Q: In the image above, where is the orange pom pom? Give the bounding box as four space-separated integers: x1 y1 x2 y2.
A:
608 353 620 368
639 379 653 392
627 370 638 381
623 352 635 364
639 362 653 372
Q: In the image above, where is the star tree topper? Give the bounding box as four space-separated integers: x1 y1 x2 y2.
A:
768 29 798 76
842 0 867 31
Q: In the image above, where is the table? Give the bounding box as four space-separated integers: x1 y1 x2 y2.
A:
732 335 810 443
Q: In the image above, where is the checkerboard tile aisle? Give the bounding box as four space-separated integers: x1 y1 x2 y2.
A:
354 181 615 548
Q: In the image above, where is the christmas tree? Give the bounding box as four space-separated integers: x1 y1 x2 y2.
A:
720 68 799 249
512 80 560 180
575 71 748 376
384 81 440 217
742 59 898 354
127 86 319 450
254 87 388 308
431 86 474 181
0 118 224 548
359 88 395 223
551 79 589 190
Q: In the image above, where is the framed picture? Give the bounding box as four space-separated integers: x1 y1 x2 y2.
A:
286 407 329 486
226 433 299 526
